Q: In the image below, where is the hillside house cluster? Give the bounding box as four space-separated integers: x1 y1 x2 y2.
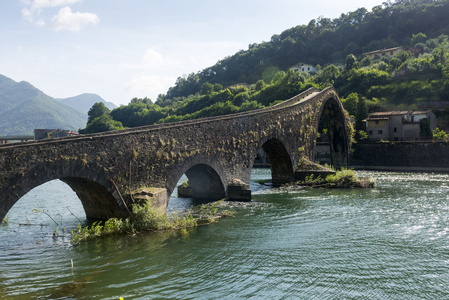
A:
364 110 436 141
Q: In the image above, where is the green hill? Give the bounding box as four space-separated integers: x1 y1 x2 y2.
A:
0 74 88 136
161 0 449 100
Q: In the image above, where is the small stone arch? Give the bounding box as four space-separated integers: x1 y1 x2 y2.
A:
167 160 226 201
313 95 349 168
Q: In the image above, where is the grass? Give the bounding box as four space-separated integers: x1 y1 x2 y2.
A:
71 199 233 243
1 215 9 225
298 168 375 188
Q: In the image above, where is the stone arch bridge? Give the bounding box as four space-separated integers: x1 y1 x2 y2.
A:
0 87 350 221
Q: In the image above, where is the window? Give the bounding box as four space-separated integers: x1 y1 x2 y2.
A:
368 130 373 135
375 120 379 125
394 127 397 133
378 130 383 134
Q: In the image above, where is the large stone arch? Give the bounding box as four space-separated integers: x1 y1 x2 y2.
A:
313 95 349 168
0 159 126 221
251 137 294 186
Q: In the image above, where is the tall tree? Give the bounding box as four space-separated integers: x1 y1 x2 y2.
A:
87 102 110 124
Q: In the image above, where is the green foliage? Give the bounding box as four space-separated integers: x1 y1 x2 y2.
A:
87 102 110 124
255 79 266 91
357 130 368 140
433 127 449 140
79 114 125 134
2 215 9 225
71 199 233 243
200 82 214 95
325 169 375 188
419 118 432 138
345 54 358 70
180 180 189 188
355 96 368 131
411 32 428 45
342 93 358 116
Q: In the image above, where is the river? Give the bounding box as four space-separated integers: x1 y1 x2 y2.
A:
1 169 449 299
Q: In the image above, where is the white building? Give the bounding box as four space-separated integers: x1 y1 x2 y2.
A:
290 63 317 74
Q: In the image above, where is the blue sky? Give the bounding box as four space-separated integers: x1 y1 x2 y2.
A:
1 0 386 106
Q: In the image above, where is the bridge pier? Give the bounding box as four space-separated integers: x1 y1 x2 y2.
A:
227 179 251 201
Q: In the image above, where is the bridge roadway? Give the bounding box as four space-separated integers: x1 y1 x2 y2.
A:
0 87 349 221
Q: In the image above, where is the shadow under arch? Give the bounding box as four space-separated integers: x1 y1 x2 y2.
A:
0 161 126 222
260 138 294 186
175 164 226 201
314 96 349 168
60 177 125 220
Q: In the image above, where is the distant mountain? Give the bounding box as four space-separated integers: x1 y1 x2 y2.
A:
60 93 116 115
0 74 88 136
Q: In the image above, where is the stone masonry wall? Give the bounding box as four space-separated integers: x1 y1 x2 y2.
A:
353 141 449 172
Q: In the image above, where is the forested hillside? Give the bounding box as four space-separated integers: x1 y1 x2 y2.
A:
82 0 449 135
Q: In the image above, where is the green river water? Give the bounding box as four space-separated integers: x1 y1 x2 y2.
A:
1 169 449 299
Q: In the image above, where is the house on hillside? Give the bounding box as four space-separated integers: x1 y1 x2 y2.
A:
364 110 436 141
363 46 404 59
34 129 79 140
290 63 317 74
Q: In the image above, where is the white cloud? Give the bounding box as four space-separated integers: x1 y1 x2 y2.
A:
21 7 34 22
27 0 82 9
51 6 99 32
143 48 164 67
21 0 98 31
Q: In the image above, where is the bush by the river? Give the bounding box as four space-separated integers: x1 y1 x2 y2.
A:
71 200 233 243
286 169 375 189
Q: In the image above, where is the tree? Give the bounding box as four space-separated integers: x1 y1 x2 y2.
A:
255 79 266 91
87 102 110 124
213 83 223 92
342 93 358 116
80 114 125 134
355 95 368 132
345 54 357 71
411 32 427 46
200 82 214 95
419 118 432 139
433 128 448 140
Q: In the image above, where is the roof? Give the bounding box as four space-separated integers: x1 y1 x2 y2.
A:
411 110 431 115
363 46 403 56
364 110 432 121
290 62 315 68
366 111 409 119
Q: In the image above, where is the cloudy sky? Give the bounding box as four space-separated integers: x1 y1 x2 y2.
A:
1 0 386 106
